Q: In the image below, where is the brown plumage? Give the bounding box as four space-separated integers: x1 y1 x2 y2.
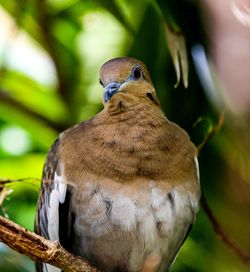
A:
35 57 200 272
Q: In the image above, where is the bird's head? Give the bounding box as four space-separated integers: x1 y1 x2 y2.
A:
99 57 159 110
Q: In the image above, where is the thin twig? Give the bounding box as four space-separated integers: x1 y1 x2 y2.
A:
197 112 250 267
0 215 100 272
201 196 250 266
0 178 40 216
0 177 40 191
197 112 225 155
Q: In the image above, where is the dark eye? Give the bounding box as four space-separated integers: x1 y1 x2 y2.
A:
99 79 104 86
132 66 143 80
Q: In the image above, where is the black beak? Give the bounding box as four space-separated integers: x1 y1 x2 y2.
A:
104 82 121 102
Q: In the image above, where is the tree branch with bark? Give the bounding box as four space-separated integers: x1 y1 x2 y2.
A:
0 215 99 272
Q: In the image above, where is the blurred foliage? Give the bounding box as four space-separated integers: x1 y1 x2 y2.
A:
0 0 250 272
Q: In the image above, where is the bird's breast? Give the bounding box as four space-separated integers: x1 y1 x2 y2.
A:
70 178 198 272
61 108 193 184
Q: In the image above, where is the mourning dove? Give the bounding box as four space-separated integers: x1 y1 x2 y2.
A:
35 57 200 272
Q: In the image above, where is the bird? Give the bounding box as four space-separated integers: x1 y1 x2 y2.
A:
35 57 200 272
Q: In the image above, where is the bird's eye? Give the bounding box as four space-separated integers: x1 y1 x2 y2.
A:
132 65 143 80
99 79 104 86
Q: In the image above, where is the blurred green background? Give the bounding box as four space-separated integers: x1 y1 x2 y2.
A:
0 0 250 271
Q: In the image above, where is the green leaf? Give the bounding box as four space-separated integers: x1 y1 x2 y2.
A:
0 70 69 124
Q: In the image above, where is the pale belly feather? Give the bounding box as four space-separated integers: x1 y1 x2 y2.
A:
71 180 198 272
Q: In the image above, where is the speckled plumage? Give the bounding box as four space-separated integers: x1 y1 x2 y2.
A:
35 57 200 272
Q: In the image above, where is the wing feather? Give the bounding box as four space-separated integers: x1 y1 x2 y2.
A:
35 138 72 272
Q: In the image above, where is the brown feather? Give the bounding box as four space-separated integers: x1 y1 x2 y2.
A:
60 82 197 189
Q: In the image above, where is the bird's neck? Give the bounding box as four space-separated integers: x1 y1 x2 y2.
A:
86 101 178 182
101 94 166 126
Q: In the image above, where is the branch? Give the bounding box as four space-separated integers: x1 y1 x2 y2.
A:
1 178 99 270
0 90 65 132
201 196 250 266
0 215 100 272
196 112 224 155
197 112 250 267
